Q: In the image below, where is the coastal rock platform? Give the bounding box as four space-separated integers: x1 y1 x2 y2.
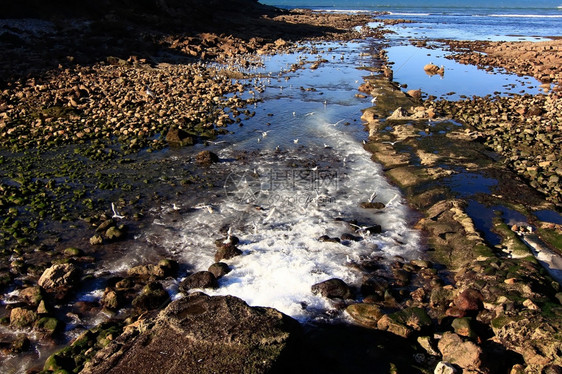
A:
81 293 301 374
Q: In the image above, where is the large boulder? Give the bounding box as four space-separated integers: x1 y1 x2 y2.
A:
438 332 488 373
81 294 301 374
38 263 81 290
179 271 218 292
311 278 352 299
346 303 383 328
10 307 38 328
165 127 195 147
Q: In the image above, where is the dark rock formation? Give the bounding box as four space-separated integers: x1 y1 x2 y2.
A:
214 242 242 261
195 150 219 165
81 293 301 374
311 278 352 299
179 271 218 291
165 127 195 147
208 262 231 278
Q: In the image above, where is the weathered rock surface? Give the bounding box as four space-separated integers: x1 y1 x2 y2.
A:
214 242 243 262
9 307 38 328
81 294 301 374
165 127 195 147
208 262 231 278
179 271 218 291
438 332 488 373
434 361 458 374
131 282 170 311
311 278 352 299
37 263 81 290
195 150 219 165
361 63 562 373
444 39 562 85
345 303 383 328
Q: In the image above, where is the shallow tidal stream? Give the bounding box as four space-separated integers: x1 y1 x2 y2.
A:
100 39 424 323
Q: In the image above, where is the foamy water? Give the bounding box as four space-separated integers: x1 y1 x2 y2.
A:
154 121 420 322
96 40 423 322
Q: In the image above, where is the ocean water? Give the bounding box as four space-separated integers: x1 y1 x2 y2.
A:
261 0 562 40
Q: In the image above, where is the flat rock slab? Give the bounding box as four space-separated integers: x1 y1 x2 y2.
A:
82 293 301 374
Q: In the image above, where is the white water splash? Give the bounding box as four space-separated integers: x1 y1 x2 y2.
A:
126 118 422 322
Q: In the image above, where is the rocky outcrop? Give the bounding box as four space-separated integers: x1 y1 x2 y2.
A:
438 332 488 373
179 271 218 291
311 278 352 299
195 150 219 165
444 39 562 84
38 263 81 290
425 94 562 207
360 67 562 373
81 294 301 374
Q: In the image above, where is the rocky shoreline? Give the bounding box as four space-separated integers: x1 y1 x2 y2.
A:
1 2 562 373
357 36 562 373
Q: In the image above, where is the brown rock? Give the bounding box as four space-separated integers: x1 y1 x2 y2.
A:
131 282 170 311
359 201 386 209
81 294 301 374
311 278 352 299
127 264 166 279
165 127 195 146
438 332 488 373
451 317 476 338
20 286 43 307
407 89 422 100
101 289 123 310
377 314 412 338
208 262 231 279
214 242 242 262
453 288 483 312
38 263 81 290
346 303 383 328
10 307 38 328
179 271 218 292
195 150 219 165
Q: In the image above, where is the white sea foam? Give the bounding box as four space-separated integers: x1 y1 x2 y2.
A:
132 116 422 323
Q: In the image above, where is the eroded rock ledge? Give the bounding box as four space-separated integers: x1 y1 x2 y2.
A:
354 51 562 373
80 293 301 374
